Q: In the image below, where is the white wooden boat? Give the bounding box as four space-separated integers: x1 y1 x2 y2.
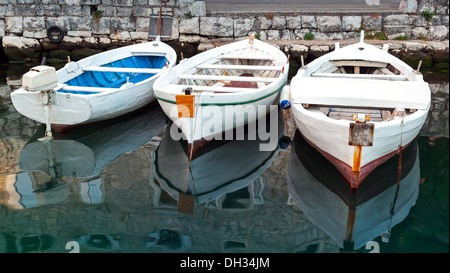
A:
287 32 430 190
11 40 176 137
287 131 420 250
153 36 289 151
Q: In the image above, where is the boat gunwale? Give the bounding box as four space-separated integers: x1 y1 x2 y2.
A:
54 41 177 96
153 38 289 101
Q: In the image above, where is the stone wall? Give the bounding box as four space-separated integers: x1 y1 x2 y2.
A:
0 0 449 62
0 0 206 61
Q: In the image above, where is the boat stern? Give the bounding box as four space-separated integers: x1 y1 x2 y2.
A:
11 88 92 126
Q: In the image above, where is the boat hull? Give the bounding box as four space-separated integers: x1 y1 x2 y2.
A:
11 41 176 130
157 84 284 144
291 103 429 187
11 81 156 131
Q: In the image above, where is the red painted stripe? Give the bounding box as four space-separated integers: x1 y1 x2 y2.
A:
297 129 413 187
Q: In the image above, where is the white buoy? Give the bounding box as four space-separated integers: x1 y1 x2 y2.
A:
279 85 291 109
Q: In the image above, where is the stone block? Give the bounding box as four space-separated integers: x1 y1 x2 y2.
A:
400 0 417 13
316 16 341 33
46 16 71 32
67 31 92 37
97 5 115 17
5 17 22 34
286 16 301 29
384 14 410 26
179 17 199 35
258 16 272 30
442 15 449 27
36 4 61 16
405 41 423 51
109 30 131 41
310 45 329 58
267 29 280 40
92 17 111 35
362 15 382 31
191 0 206 17
80 0 102 4
234 18 254 37
61 4 83 16
272 16 286 30
409 15 426 27
293 29 310 40
342 16 361 32
23 17 46 30
383 25 411 36
0 5 14 16
301 16 316 29
290 44 308 58
2 36 41 61
0 20 4 37
15 4 36 16
198 42 215 52
23 29 47 39
430 15 442 26
115 7 133 17
200 17 233 37
170 17 179 40
110 17 135 31
130 31 148 40
411 27 429 39
113 0 132 6
70 16 93 31
133 0 148 5
179 33 208 43
136 17 149 32
430 25 448 41
133 6 152 17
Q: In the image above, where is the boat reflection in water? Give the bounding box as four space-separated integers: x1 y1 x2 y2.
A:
152 106 286 213
8 104 167 210
2 106 343 253
287 130 420 251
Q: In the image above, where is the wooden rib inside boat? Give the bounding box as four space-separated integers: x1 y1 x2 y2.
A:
177 47 282 93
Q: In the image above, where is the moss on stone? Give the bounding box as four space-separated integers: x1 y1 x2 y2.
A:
71 48 103 61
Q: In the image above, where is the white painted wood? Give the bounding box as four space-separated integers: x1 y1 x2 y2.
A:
178 74 277 82
170 84 258 93
83 66 166 74
220 54 274 61
292 77 429 109
332 60 388 68
196 64 282 71
11 40 177 127
60 85 119 93
289 37 431 182
153 38 289 144
311 73 407 81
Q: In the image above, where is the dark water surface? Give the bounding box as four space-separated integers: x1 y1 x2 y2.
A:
0 61 448 255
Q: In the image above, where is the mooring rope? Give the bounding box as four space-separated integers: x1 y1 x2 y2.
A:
390 114 405 216
182 91 203 198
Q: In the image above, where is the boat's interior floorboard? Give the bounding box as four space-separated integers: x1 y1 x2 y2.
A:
318 107 392 122
182 56 280 89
